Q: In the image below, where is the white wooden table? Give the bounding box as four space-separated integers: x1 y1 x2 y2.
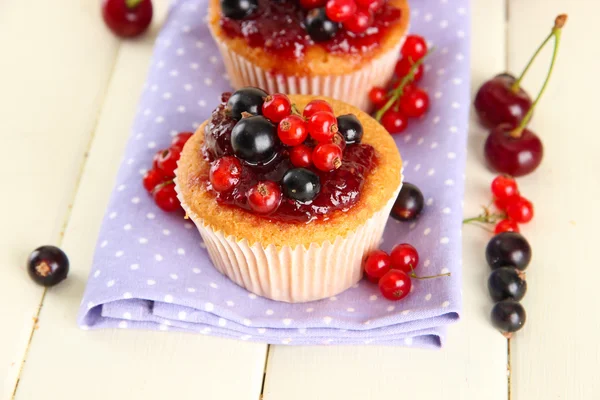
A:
1 0 598 398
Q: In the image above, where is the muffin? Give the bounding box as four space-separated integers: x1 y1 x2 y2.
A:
207 0 410 111
175 87 403 302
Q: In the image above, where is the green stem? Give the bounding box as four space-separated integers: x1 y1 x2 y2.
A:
125 0 144 8
510 32 554 92
410 272 452 280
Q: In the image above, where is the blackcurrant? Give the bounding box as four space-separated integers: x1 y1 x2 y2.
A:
491 300 526 335
231 116 277 164
227 87 268 120
220 0 258 20
305 8 339 43
391 182 424 221
336 114 363 144
27 245 69 287
281 168 321 202
485 232 531 270
487 267 527 302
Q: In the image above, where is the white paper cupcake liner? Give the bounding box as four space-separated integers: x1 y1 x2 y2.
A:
175 176 402 303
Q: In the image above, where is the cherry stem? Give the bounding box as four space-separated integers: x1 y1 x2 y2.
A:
510 14 567 138
125 0 144 8
409 265 451 280
375 48 434 122
510 33 554 93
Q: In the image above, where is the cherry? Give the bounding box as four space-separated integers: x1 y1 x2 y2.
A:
325 0 356 22
495 219 520 234
210 156 242 192
171 132 193 150
278 115 308 146
303 99 334 119
486 232 531 271
143 168 167 192
506 196 534 223
474 74 532 129
488 267 527 302
312 143 342 172
307 111 338 142
378 269 412 301
153 182 180 212
490 175 519 199
289 145 313 168
484 124 543 177
102 0 153 38
395 58 423 82
401 34 427 61
27 246 69 287
390 243 419 273
491 300 526 337
399 88 429 118
155 147 182 177
363 250 392 283
247 181 282 214
380 110 408 134
369 87 388 108
342 9 373 34
300 0 327 9
262 93 292 123
391 182 424 221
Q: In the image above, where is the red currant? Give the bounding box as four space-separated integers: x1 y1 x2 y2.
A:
300 0 327 9
143 168 166 192
355 0 383 12
102 0 153 38
506 196 534 224
395 58 424 82
171 132 193 150
289 145 313 168
312 143 342 172
278 115 308 146
379 269 412 301
495 219 520 234
342 9 373 34
401 34 427 61
303 99 334 119
262 93 292 123
381 110 408 134
390 243 419 273
363 250 391 283
491 175 519 199
369 87 388 107
155 147 181 177
325 0 356 22
307 111 338 142
209 156 242 192
247 181 282 214
153 182 180 212
399 88 429 118
494 197 510 211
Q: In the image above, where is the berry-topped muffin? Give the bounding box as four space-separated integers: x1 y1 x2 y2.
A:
207 0 410 111
175 87 402 302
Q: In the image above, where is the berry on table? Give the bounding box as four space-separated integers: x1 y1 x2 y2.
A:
303 99 334 119
325 0 357 22
289 145 313 168
247 181 282 214
391 182 424 221
102 0 153 38
401 34 428 61
307 111 338 142
231 115 277 164
27 246 69 287
143 168 167 192
262 94 292 123
220 0 258 20
494 219 520 234
155 147 182 177
369 87 388 108
474 73 532 129
152 182 180 212
395 58 424 82
363 250 392 283
390 243 419 273
305 8 339 42
209 156 242 192
491 300 526 337
488 267 527 302
278 115 308 146
227 87 268 119
171 132 193 150
399 88 429 118
380 110 408 134
484 124 543 177
336 114 363 144
312 143 342 172
490 175 519 199
342 9 373 34
505 196 534 223
281 168 321 202
486 232 532 271
378 269 412 301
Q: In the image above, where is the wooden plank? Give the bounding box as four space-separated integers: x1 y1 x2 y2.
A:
0 0 120 396
13 2 268 399
507 1 600 399
263 1 509 399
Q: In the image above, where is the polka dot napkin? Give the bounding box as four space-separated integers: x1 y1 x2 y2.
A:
78 0 469 348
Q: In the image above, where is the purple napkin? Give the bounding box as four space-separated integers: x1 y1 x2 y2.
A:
78 0 469 347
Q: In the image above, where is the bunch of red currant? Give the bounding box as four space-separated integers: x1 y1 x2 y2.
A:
369 34 431 134
142 132 193 212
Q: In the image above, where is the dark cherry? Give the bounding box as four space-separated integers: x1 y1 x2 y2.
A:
488 267 527 302
281 168 321 202
484 124 543 177
486 232 532 271
391 182 424 221
336 114 363 144
474 73 532 129
27 246 69 287
231 115 277 164
102 0 153 38
227 87 268 119
491 300 526 336
220 0 258 19
305 8 339 43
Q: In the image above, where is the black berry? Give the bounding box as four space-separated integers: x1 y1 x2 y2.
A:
220 0 258 20
336 114 363 144
486 232 532 270
487 267 527 302
231 116 277 164
491 300 526 336
305 8 339 43
27 246 69 287
391 182 424 221
281 168 321 202
227 87 268 119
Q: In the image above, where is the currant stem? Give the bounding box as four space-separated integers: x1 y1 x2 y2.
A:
125 0 144 8
462 213 506 224
409 265 451 280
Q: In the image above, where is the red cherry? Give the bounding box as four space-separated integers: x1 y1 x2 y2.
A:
307 111 338 142
342 9 373 34
155 147 181 177
247 181 282 214
325 0 357 22
102 0 153 38
300 0 327 9
152 182 180 212
289 145 313 168
143 168 166 192
399 88 429 118
395 58 424 82
303 100 334 119
490 175 519 199
474 74 532 129
378 270 412 301
278 115 308 146
369 87 388 107
355 0 383 12
312 143 342 172
262 94 292 123
484 124 543 177
495 219 520 234
380 110 408 134
171 132 193 150
401 34 427 61
209 156 242 192
506 196 534 224
390 243 419 273
363 250 392 283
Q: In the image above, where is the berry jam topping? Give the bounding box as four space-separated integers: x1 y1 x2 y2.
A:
202 89 376 223
219 0 402 61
